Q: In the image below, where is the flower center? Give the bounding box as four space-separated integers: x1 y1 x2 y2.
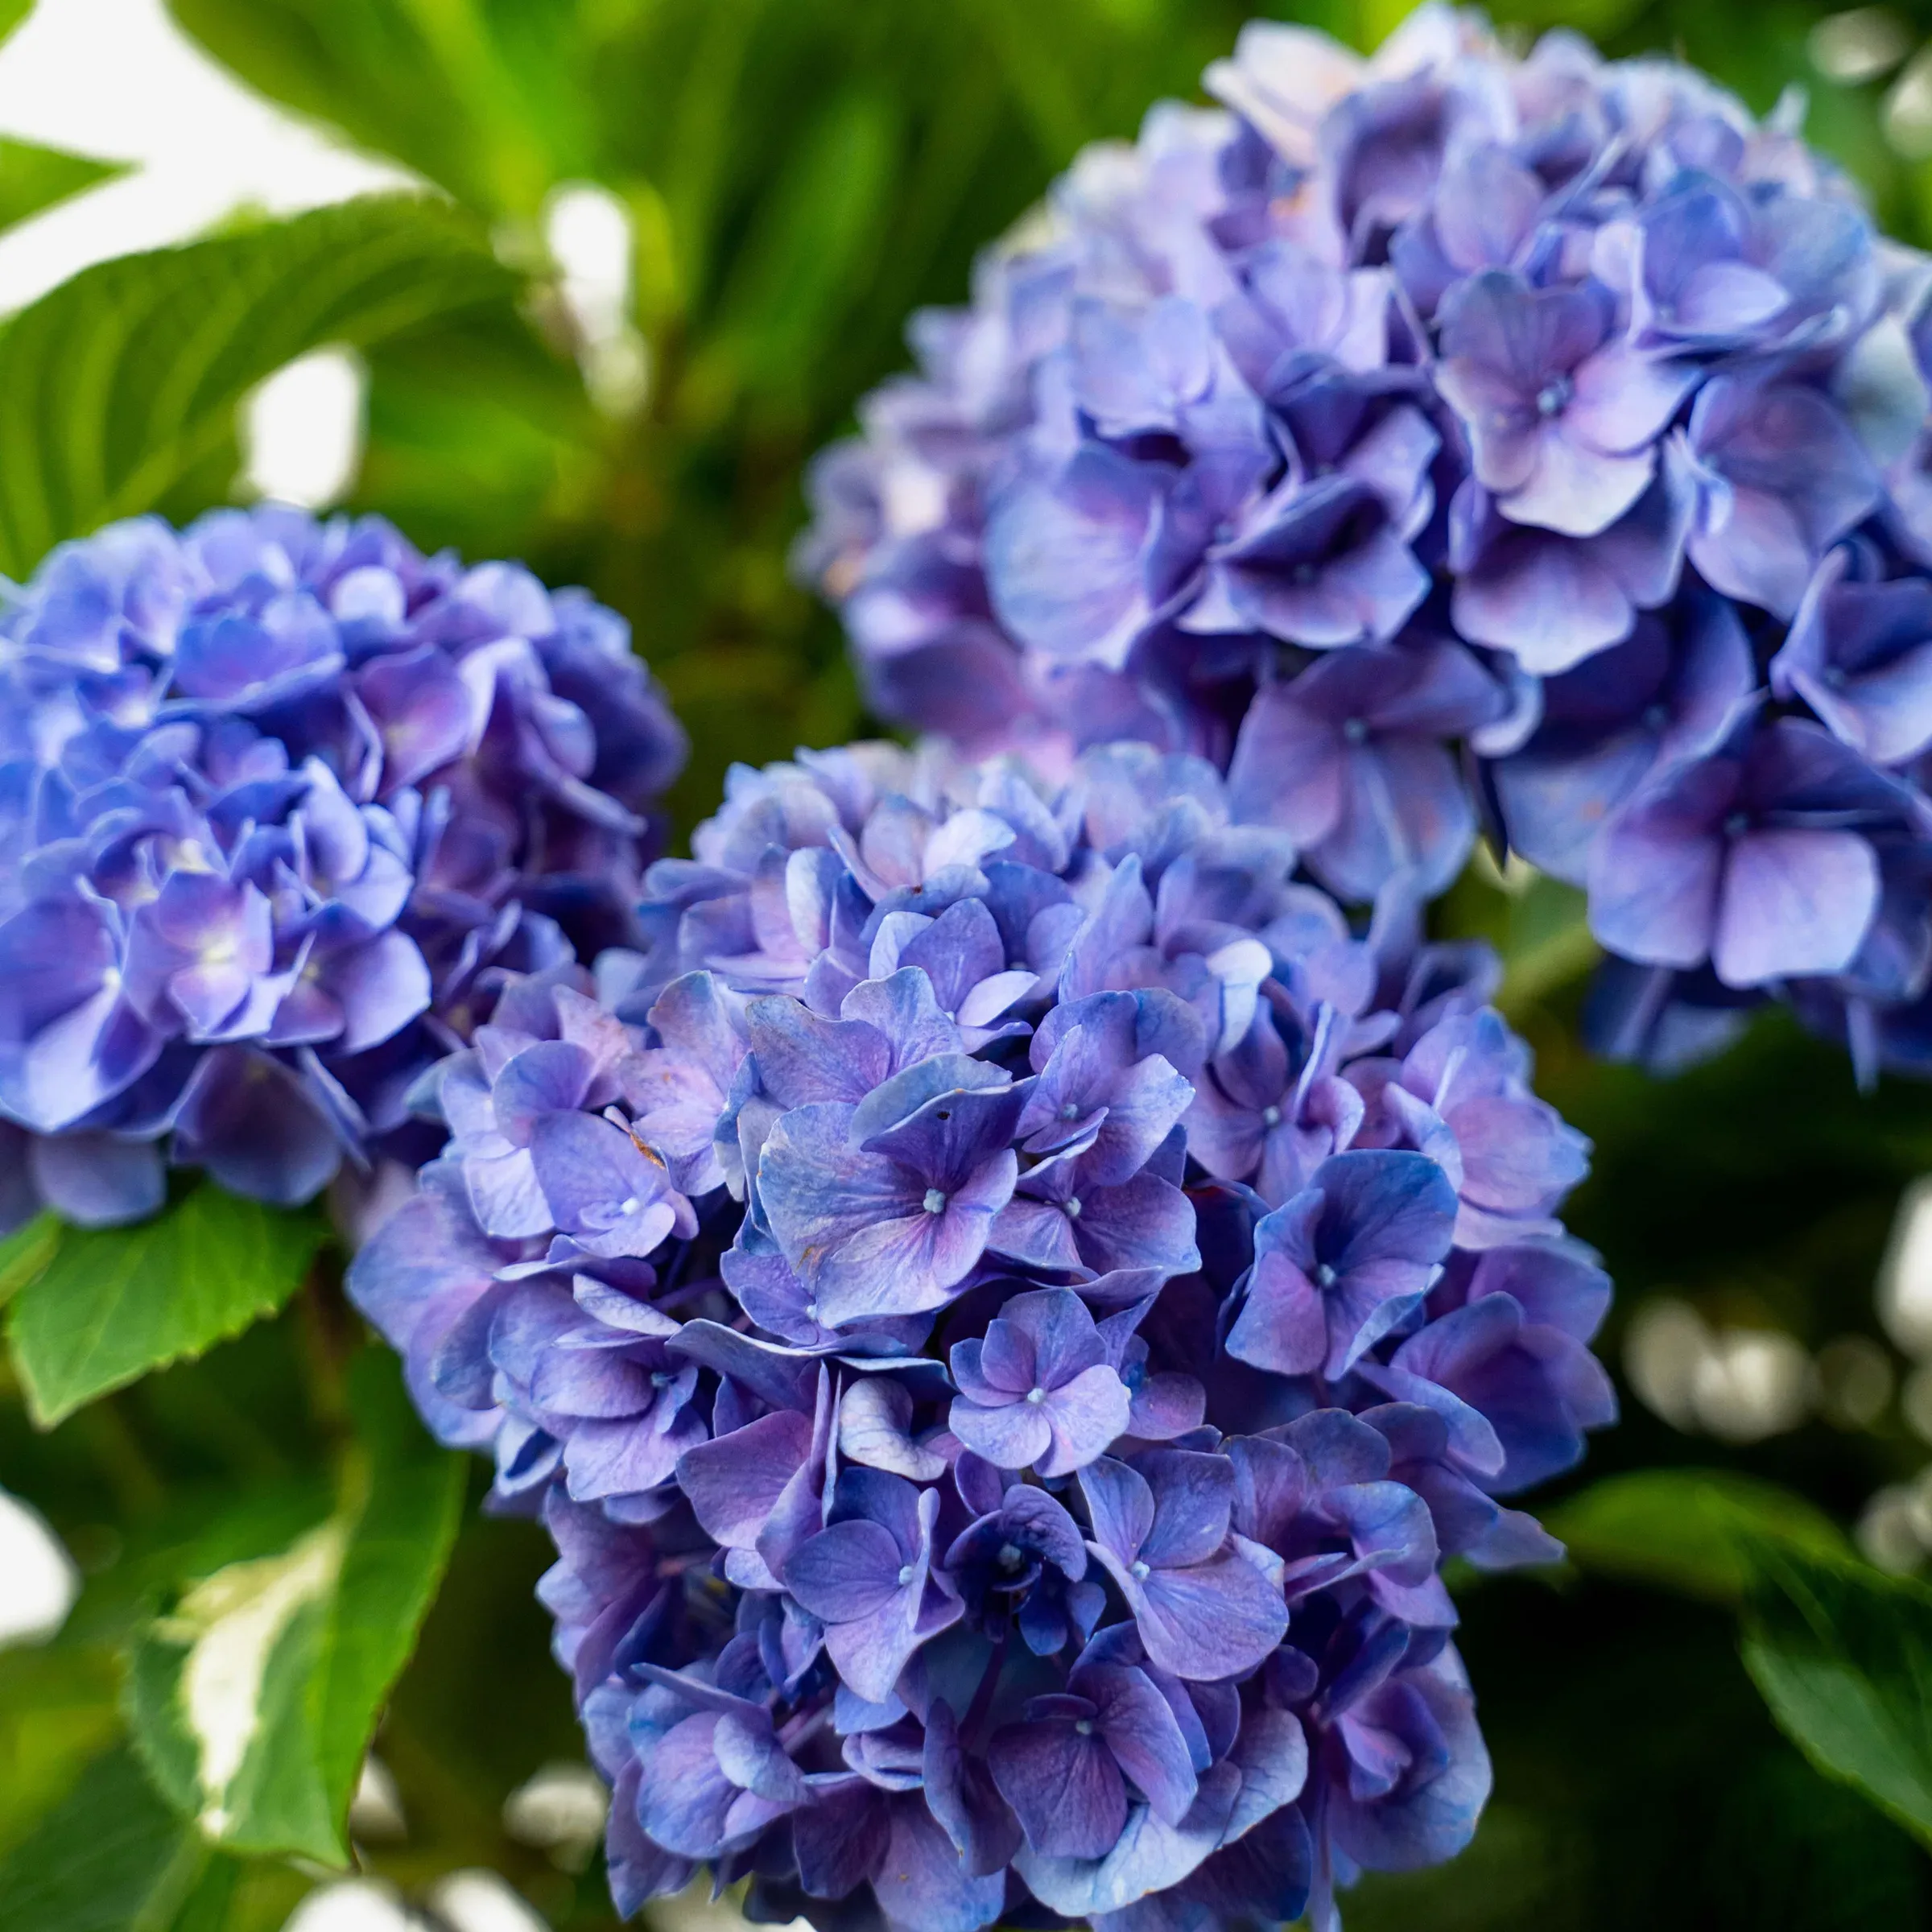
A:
1026 1385 1046 1406
1063 1196 1082 1219
1341 716 1369 746
1315 1261 1338 1289
1723 811 1750 839
650 1372 672 1389
617 1195 640 1216
804 1301 819 1322
897 1564 915 1587
1130 1559 1152 1580
998 1542 1025 1571
1642 702 1670 733
1060 1101 1082 1121
1075 1719 1095 1736
923 1187 948 1215
1535 375 1573 417
1261 1104 1282 1129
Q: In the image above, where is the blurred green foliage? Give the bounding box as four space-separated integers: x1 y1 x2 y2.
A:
6 0 1932 1926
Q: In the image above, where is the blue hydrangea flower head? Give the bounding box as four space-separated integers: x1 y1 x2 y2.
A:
0 504 684 1227
350 732 1612 1929
800 4 1932 1087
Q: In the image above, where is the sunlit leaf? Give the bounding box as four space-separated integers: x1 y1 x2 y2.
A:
1742 1542 1932 1850
0 193 513 575
6 1189 327 1428
165 0 579 215
126 1353 464 1866
1550 1469 1849 1603
0 138 128 236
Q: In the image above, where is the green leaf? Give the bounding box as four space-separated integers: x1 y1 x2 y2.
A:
6 1188 327 1428
0 0 28 48
0 1642 124 1860
708 86 897 399
165 0 579 216
1550 1468 1849 1603
0 138 128 234
0 192 513 576
0 1748 205 1932
1742 1543 1932 1850
0 1209 59 1311
126 1352 465 1865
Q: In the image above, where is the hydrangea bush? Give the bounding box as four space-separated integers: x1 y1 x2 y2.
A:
350 740 1612 1929
0 505 684 1229
800 2 1932 1083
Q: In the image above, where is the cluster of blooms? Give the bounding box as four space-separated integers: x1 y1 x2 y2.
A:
350 740 1613 1929
799 4 1932 1082
0 505 684 1229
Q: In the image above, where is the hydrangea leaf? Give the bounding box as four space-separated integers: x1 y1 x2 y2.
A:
0 1747 206 1932
709 87 897 400
5 1189 328 1429
165 0 575 217
1741 1543 1932 1851
0 193 512 576
126 1352 464 1867
0 138 128 234
0 1642 124 1864
0 1210 60 1314
1550 1469 1847 1603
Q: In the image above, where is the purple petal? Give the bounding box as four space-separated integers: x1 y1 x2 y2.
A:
1712 827 1879 986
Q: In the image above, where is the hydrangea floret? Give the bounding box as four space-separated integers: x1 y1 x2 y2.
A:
0 505 684 1228
350 738 1612 1930
800 4 1932 1082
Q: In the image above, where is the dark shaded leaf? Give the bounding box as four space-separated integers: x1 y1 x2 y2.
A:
1551 1469 1850 1603
1742 1542 1932 1850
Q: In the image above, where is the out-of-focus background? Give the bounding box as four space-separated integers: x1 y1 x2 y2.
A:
8 0 1932 1926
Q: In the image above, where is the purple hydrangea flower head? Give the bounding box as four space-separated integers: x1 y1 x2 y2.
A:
0 505 683 1226
799 4 1932 1087
350 731 1611 1926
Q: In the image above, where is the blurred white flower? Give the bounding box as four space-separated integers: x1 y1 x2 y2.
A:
1885 46 1932 156
502 1761 607 1871
1878 1177 1932 1355
423 1871 547 1932
1856 1484 1925 1572
1624 1298 1711 1431
1814 1334 1895 1428
349 1755 407 1843
1624 1298 1813 1442
1690 1330 1812 1443
283 1880 419 1932
0 1488 80 1649
1810 7 1912 82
